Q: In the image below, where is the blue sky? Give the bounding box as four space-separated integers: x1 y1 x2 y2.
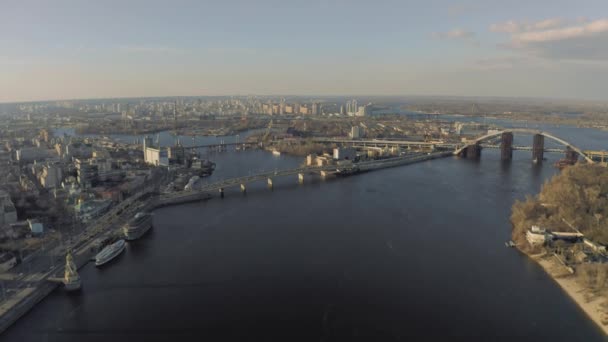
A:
2 0 608 102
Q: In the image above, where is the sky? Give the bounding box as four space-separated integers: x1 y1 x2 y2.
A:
2 0 608 103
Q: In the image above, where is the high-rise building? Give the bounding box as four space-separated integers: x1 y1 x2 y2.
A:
75 158 98 189
350 126 361 139
346 99 358 116
40 163 63 189
312 102 319 115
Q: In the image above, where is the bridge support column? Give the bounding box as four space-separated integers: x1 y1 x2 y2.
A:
501 132 513 161
267 178 273 190
532 134 544 162
565 146 579 164
240 183 246 194
298 173 304 184
465 143 482 159
320 170 327 179
219 187 224 198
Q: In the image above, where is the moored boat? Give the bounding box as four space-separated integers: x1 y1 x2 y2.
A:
123 212 153 241
95 239 126 267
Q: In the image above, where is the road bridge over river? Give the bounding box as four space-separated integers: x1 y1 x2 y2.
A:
157 151 454 205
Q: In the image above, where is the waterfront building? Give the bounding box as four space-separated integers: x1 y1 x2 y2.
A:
143 138 169 167
583 239 607 254
526 225 552 246
168 145 186 164
74 199 112 223
306 154 317 166
333 147 356 160
315 156 332 166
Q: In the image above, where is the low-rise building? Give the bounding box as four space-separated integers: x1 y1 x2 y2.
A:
333 147 356 160
526 225 552 246
16 147 53 162
306 154 317 166
27 219 43 235
74 199 112 223
0 190 17 226
583 238 606 254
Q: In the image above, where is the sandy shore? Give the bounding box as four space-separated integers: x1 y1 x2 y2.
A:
532 254 608 335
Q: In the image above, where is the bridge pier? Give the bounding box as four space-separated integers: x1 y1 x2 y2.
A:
267 178 273 190
219 187 224 198
501 132 513 161
565 146 579 164
320 170 327 179
464 143 482 159
240 183 246 194
298 173 304 184
532 134 544 162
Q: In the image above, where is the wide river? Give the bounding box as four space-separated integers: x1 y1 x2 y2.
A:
3 125 608 341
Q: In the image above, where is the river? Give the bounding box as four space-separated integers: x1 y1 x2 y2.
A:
3 126 607 341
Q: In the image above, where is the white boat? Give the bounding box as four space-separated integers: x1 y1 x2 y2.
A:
123 212 153 241
95 239 126 267
272 150 281 156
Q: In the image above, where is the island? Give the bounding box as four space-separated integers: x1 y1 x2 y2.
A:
511 164 608 334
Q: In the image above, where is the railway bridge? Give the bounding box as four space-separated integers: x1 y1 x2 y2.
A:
453 129 594 163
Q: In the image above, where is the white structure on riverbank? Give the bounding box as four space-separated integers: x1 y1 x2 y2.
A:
143 136 168 167
526 225 551 246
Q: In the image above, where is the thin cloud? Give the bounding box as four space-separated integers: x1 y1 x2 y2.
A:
433 28 475 39
491 18 608 61
432 28 479 46
491 18 568 33
514 19 608 44
118 45 185 54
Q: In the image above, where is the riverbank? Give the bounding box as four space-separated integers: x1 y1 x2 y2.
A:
526 250 608 335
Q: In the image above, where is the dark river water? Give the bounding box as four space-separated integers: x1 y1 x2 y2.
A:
4 127 608 341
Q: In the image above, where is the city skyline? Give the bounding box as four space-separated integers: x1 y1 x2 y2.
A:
2 0 608 102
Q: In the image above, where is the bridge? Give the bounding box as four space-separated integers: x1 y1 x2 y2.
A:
157 151 453 204
184 141 258 150
453 129 594 163
315 131 597 164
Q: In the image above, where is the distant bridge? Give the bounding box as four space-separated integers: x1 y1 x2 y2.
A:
313 136 592 160
453 129 594 163
157 151 453 205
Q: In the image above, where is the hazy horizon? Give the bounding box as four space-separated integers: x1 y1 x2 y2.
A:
3 0 608 102
3 93 608 106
